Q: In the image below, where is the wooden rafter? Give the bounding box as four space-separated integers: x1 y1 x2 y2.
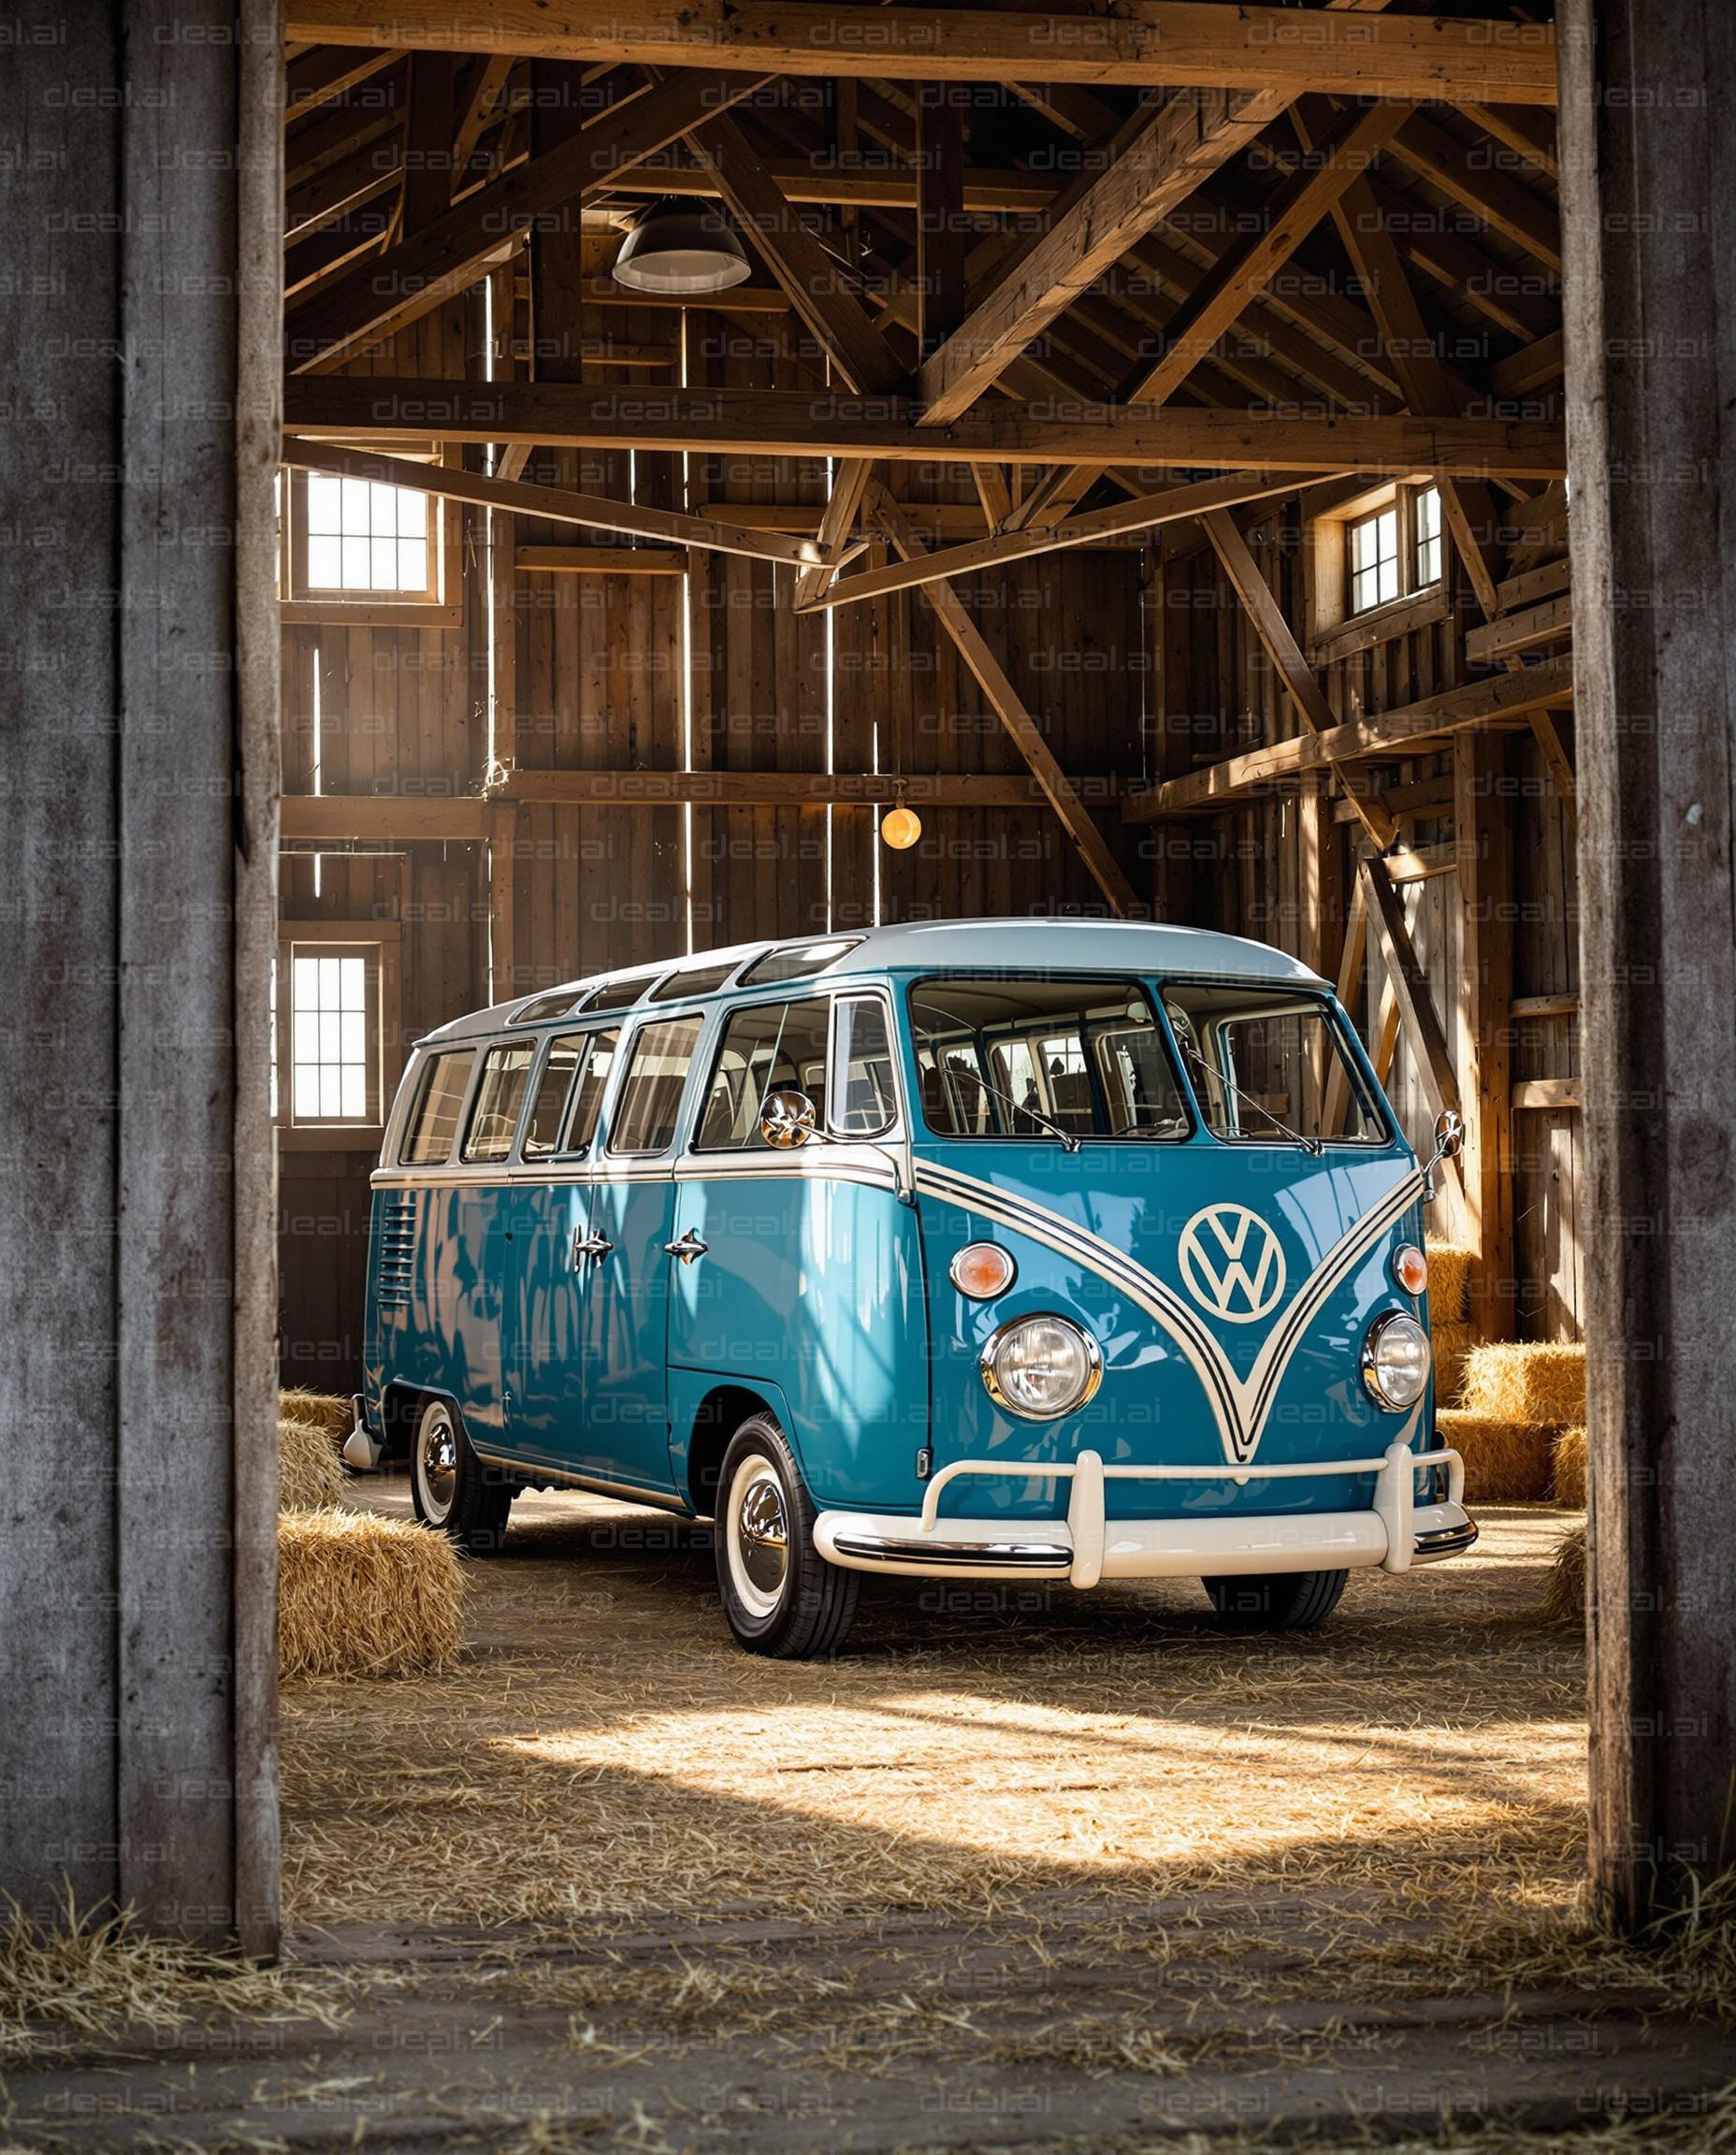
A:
279 439 823 567
1200 507 1399 850
687 112 904 396
284 3 1560 103
870 485 1142 918
287 70 769 371
1391 112 1562 272
282 377 1570 473
793 457 875 610
1360 857 1462 1125
1123 658 1576 819
1012 96 1410 528
802 470 1326 612
917 89 1277 425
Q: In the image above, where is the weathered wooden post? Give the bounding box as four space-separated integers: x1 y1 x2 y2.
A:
1559 0 1736 1923
0 2 281 1949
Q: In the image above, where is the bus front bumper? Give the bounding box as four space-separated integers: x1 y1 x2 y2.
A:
812 1441 1476 1585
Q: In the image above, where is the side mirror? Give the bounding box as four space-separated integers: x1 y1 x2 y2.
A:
760 1089 818 1150
1433 1108 1465 1162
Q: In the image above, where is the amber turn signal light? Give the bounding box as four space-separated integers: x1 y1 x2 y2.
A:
1392 1242 1429 1296
949 1242 1017 1300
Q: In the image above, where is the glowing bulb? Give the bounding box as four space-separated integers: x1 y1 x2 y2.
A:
881 804 922 850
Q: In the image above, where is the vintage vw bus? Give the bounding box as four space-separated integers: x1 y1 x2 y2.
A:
348 920 1475 1657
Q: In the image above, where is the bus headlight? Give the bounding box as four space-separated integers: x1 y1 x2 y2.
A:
980 1315 1103 1421
1361 1312 1431 1411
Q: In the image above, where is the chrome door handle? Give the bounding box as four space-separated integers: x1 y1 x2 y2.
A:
571 1228 613 1266
663 1230 709 1265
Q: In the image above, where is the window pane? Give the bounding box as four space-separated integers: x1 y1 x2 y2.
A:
306 537 341 588
908 977 1186 1142
287 943 377 1125
522 1034 587 1159
832 997 897 1135
650 957 742 1002
293 1064 319 1119
306 473 341 533
739 937 861 987
1163 984 1384 1146
697 999 831 1151
341 535 370 588
340 1065 367 1121
402 1052 473 1164
461 1044 537 1163
566 1029 619 1150
341 477 370 529
398 538 427 593
607 1017 702 1155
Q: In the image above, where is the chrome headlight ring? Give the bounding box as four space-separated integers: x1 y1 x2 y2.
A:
1361 1310 1432 1411
979 1313 1104 1422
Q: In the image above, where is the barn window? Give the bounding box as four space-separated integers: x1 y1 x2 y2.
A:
1309 479 1451 652
282 941 382 1127
278 463 460 625
1348 503 1401 614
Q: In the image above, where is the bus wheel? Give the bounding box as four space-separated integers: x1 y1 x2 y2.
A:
1202 1569 1348 1633
716 1412 858 1658
410 1396 513 1556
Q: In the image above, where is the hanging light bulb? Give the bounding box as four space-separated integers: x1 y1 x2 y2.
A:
612 197 752 296
881 802 922 851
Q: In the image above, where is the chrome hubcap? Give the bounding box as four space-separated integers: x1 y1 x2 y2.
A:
419 1409 457 1516
729 1457 789 1617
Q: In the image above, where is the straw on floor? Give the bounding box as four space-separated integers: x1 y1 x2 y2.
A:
1434 1410 1554 1503
1425 1241 1473 1326
1461 1340 1587 1426
279 1415 345 1513
279 1511 464 1681
1554 1425 1587 1509
1542 1520 1587 1623
279 1388 352 1443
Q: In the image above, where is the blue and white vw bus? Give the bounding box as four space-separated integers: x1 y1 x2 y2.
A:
349 920 1475 1656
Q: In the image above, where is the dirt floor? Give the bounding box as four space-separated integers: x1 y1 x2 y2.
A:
7 1484 1733 2152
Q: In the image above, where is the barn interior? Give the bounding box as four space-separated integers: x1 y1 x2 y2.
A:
5 1 1736 2148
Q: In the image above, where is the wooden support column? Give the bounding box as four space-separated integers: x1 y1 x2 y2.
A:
1559 0 1736 1924
0 1 281 1946
916 83 968 357
1453 734 1515 1338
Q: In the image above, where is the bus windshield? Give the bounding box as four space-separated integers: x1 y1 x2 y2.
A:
1161 982 1386 1148
908 976 1190 1142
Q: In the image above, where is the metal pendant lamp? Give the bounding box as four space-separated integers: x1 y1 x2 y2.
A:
612 197 752 296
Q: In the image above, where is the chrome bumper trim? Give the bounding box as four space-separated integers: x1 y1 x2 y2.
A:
830 1532 1072 1572
1412 1516 1480 1563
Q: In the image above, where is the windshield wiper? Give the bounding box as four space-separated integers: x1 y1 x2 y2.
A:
1178 1041 1322 1156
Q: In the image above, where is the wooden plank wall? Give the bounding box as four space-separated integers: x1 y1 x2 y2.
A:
1151 499 1583 1340
279 276 1148 1387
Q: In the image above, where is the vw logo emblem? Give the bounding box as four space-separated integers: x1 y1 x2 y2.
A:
1178 1205 1287 1324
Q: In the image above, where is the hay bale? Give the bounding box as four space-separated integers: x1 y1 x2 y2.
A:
1461 1340 1586 1425
279 1416 344 1513
1425 1241 1473 1326
1435 1410 1554 1503
279 1511 464 1680
1553 1425 1587 1510
1430 1320 1476 1407
1541 1521 1586 1623
279 1387 352 1442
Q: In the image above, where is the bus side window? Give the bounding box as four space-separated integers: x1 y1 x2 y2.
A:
400 1050 474 1164
831 996 896 1135
563 1029 620 1152
696 999 831 1150
521 1034 587 1161
461 1043 537 1163
606 1017 702 1155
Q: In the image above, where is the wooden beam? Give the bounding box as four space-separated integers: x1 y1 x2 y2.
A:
495 769 1105 807
687 112 904 398
281 795 492 843
916 84 968 357
871 484 1143 917
401 49 456 232
1460 102 1558 181
453 54 514 187
1011 96 1410 528
1527 708 1578 824
794 457 875 611
803 470 1324 612
278 438 821 567
1490 328 1566 399
1465 593 1573 665
608 153 1061 215
1391 112 1563 272
285 4 1560 101
917 89 1277 423
1453 732 1515 1337
514 545 686 575
283 375 1570 475
1512 1077 1581 1111
1201 507 1398 851
286 71 767 370
1322 871 1369 1137
1360 857 1462 1125
1123 657 1576 818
